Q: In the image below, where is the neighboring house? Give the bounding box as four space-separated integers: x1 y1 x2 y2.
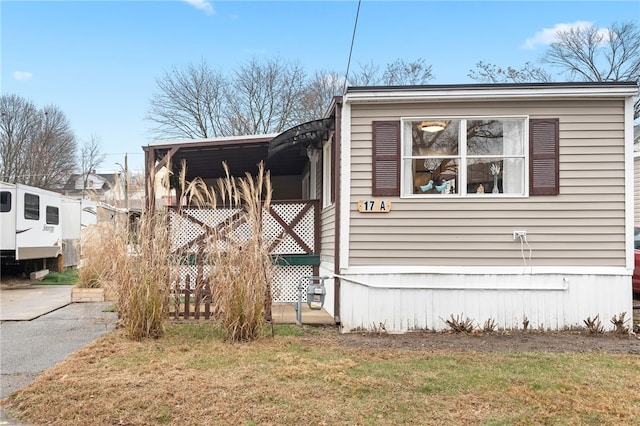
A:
62 172 145 212
145 82 638 333
62 172 118 200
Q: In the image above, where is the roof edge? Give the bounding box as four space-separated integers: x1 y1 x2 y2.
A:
345 81 638 102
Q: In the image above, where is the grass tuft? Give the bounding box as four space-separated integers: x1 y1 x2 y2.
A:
39 268 79 285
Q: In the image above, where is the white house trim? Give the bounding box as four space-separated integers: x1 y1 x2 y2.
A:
341 265 630 276
339 101 352 271
343 84 638 104
625 95 636 273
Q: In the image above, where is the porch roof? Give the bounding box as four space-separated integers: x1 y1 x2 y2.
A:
144 134 311 181
268 118 333 158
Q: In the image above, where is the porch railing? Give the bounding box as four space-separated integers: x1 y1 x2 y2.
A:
167 200 319 319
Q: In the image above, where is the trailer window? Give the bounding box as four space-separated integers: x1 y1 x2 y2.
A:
46 206 59 225
24 193 39 220
0 191 10 212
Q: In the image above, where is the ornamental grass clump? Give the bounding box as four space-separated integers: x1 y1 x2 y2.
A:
186 162 275 342
89 168 177 341
104 209 175 340
77 222 114 288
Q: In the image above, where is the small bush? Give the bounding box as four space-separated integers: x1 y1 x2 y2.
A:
482 318 497 333
610 312 630 335
444 314 475 333
583 315 604 334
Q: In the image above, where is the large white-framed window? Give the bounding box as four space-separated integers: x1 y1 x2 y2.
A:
401 117 527 197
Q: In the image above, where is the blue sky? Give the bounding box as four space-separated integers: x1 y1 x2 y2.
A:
2 0 639 174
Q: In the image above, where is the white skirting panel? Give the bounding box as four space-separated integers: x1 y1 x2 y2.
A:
338 273 632 333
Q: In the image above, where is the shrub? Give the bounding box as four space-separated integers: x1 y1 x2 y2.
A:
444 313 475 333
583 315 604 334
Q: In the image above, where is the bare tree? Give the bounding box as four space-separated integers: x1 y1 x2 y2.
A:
348 61 382 86
80 134 106 193
147 60 229 140
347 58 434 87
224 57 307 135
147 58 308 138
468 61 553 83
297 70 345 123
0 95 77 188
542 21 640 117
543 21 640 83
382 58 434 85
0 94 37 184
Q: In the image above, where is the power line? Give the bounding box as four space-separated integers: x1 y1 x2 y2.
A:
343 0 362 94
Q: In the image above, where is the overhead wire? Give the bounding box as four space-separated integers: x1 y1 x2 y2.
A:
343 0 362 95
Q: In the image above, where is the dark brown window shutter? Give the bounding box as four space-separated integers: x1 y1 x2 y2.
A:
372 121 400 196
529 118 559 196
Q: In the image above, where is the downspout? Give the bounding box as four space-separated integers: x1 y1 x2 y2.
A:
333 98 343 325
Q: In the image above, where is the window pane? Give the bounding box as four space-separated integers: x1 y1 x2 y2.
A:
410 120 459 156
24 193 39 220
467 158 524 195
409 158 459 194
46 206 59 225
467 119 524 156
0 191 11 213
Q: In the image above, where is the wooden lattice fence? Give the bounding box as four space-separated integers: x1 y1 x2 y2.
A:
167 200 319 319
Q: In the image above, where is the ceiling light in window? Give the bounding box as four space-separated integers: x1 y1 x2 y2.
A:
420 121 447 132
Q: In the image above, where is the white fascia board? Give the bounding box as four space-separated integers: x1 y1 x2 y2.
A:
339 101 352 270
344 86 638 103
625 96 635 270
147 133 280 147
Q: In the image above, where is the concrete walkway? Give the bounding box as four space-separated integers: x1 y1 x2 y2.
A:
0 284 74 321
0 285 118 425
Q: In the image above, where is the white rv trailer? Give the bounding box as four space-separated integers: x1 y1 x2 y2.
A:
1 182 64 272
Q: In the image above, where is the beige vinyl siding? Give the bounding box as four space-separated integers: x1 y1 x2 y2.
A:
320 204 335 263
348 99 626 267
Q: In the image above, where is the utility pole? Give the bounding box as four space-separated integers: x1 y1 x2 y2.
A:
116 153 129 211
124 153 129 211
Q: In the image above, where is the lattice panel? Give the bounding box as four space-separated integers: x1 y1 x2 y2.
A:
172 265 311 302
262 212 283 249
169 202 316 256
272 265 313 302
169 210 204 252
267 203 315 255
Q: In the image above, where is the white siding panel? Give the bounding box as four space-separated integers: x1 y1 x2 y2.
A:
339 273 631 333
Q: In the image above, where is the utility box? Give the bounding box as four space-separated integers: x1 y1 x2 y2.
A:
306 278 327 310
296 275 329 325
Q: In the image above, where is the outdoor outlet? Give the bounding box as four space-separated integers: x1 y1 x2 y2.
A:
513 230 527 240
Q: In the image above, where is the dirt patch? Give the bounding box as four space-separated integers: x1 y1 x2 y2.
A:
335 328 640 354
0 273 34 289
